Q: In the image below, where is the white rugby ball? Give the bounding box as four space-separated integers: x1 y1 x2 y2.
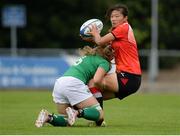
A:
80 19 103 37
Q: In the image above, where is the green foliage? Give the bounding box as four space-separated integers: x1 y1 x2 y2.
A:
159 57 180 69
0 0 179 50
158 0 180 50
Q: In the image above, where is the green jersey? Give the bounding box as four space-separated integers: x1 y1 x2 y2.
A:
63 55 110 84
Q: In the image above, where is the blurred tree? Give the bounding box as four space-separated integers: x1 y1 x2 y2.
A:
158 0 180 50
0 0 179 50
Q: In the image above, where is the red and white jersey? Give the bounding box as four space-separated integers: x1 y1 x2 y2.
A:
111 21 141 75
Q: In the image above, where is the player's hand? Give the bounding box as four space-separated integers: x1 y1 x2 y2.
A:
80 35 94 42
87 24 99 36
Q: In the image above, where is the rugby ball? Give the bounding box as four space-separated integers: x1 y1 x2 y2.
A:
80 19 103 37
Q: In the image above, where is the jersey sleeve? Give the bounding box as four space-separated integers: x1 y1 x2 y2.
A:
98 60 110 73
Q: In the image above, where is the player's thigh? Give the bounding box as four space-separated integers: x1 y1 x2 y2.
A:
103 73 119 92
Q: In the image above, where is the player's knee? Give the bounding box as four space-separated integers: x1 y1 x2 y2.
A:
78 103 104 122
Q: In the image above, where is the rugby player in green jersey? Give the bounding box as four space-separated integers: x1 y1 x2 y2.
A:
35 45 114 127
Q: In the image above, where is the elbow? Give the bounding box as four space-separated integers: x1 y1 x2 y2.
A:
93 79 102 88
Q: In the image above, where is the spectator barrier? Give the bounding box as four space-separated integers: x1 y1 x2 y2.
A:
0 57 70 88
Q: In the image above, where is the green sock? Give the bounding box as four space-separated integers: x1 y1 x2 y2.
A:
79 104 101 121
48 114 67 126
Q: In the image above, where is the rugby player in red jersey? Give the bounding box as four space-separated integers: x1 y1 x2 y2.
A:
84 3 141 102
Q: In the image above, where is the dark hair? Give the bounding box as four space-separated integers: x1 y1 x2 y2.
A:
105 4 128 20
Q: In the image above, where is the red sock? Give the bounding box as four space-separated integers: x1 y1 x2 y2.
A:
89 87 102 98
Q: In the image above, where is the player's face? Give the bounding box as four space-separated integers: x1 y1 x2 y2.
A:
110 10 127 28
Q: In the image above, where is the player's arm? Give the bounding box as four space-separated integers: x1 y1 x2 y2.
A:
88 25 115 46
93 67 107 90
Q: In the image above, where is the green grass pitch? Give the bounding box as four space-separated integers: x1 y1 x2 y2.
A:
0 90 180 135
